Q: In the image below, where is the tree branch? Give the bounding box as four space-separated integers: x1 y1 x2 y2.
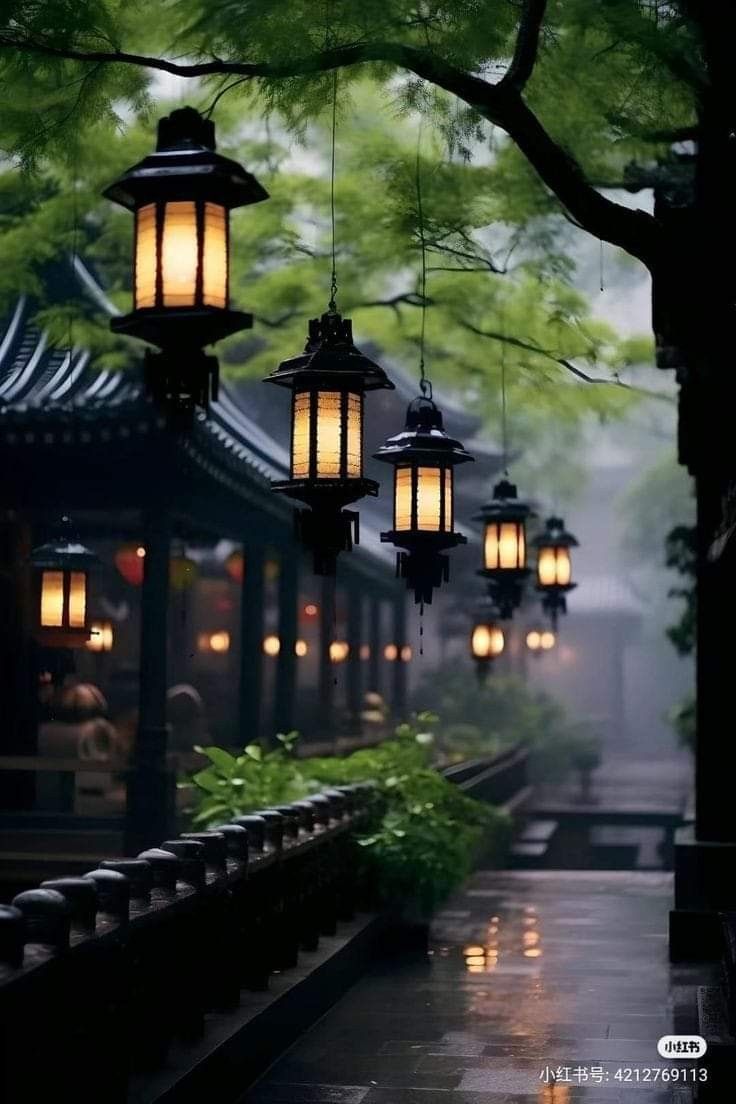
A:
500 0 548 92
0 32 662 266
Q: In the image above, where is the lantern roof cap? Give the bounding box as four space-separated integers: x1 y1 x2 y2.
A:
103 106 269 211
373 393 474 466
474 476 532 522
533 515 579 548
265 310 394 392
30 539 98 571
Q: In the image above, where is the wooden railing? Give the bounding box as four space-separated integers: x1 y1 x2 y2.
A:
443 743 531 811
0 784 375 1104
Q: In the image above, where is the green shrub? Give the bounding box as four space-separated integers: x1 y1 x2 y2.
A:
187 715 509 916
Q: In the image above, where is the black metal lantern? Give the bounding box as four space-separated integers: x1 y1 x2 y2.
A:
475 478 533 618
374 392 473 604
104 106 268 410
265 309 394 575
31 539 98 649
469 602 505 684
533 516 578 626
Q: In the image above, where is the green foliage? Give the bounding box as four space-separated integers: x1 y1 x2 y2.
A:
188 716 509 914
665 523 696 657
669 694 695 753
412 667 585 782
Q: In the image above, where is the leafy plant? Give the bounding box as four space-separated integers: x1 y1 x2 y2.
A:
188 715 509 915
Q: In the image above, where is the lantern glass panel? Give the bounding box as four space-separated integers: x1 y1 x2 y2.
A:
41 571 64 628
162 201 198 307
416 466 442 531
68 572 87 629
203 202 228 308
135 203 157 309
316 391 342 477
345 392 362 478
394 466 413 530
292 391 311 479
471 624 504 659
484 521 524 571
444 467 453 530
538 546 571 587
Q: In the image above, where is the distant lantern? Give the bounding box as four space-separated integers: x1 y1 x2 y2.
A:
264 310 394 575
533 516 578 627
263 634 281 657
225 550 244 584
384 643 399 662
103 106 268 410
475 479 533 618
400 645 413 663
115 543 146 587
31 539 98 649
329 640 349 663
295 639 308 657
469 604 505 684
86 620 114 654
374 393 473 605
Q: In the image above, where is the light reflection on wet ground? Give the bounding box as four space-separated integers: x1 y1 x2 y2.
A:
245 870 711 1103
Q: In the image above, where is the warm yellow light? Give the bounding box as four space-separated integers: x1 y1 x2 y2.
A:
523 930 540 946
484 521 524 571
209 630 230 654
444 468 453 530
416 466 442 531
304 602 318 617
295 639 308 657
465 955 485 967
316 391 342 477
384 643 399 661
136 546 146 558
464 945 485 956
263 634 281 656
135 203 157 309
292 391 311 479
162 200 198 307
68 572 87 629
400 645 412 662
359 644 370 660
346 392 362 478
394 466 413 530
537 546 571 587
471 624 504 660
40 571 65 628
86 621 114 653
202 202 227 309
526 630 541 651
467 964 484 974
540 630 556 650
523 947 543 958
330 640 349 663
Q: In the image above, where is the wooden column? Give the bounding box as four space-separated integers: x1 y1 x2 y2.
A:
391 594 408 720
367 597 381 694
238 543 264 744
318 575 336 738
125 513 174 855
346 584 363 732
273 550 299 739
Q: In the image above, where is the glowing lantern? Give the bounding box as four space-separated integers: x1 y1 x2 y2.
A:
383 644 399 661
475 479 532 618
225 550 244 583
263 634 281 657
31 539 98 649
374 393 473 604
533 516 578 626
86 621 114 654
526 626 556 655
295 639 309 657
265 310 394 575
115 543 146 587
359 644 371 660
400 645 412 662
104 106 268 410
469 602 505 683
329 640 349 663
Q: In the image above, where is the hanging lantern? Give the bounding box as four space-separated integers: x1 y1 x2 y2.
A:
104 106 268 410
115 543 146 587
526 626 556 655
265 310 394 575
224 550 244 584
533 516 578 626
475 478 533 618
374 392 473 604
31 539 98 649
469 603 505 684
86 620 114 654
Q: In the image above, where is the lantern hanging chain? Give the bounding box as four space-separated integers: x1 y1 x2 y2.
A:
415 121 431 399
328 67 339 312
500 309 509 476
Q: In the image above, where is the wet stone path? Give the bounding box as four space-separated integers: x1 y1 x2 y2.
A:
243 871 708 1103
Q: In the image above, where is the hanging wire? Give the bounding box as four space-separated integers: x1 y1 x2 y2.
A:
415 120 431 399
500 307 509 476
328 68 339 312
599 238 605 293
